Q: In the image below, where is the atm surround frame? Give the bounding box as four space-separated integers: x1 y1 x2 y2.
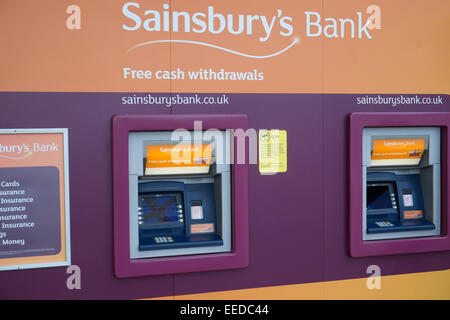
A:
112 114 249 278
349 112 450 257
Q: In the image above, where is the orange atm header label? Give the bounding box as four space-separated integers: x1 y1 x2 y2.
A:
371 139 425 161
145 144 212 175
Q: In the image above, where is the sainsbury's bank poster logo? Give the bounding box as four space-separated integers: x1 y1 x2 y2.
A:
0 144 32 160
122 2 381 58
0 143 59 160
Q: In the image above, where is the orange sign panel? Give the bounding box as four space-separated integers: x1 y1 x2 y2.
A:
371 139 425 161
0 1 449 94
146 144 212 168
145 144 212 175
0 131 69 270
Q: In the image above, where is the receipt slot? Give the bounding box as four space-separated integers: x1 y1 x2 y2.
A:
112 115 249 277
349 113 450 257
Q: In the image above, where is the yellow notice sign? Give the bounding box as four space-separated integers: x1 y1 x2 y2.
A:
259 130 287 174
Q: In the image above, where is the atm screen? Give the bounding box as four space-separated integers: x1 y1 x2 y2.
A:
367 184 393 210
140 193 181 224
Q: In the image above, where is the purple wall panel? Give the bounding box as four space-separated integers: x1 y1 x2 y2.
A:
323 94 450 282
0 93 173 299
0 92 448 299
171 94 325 295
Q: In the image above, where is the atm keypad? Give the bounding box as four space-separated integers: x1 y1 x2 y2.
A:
154 236 175 243
375 221 394 227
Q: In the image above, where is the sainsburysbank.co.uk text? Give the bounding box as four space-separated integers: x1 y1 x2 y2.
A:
121 94 230 107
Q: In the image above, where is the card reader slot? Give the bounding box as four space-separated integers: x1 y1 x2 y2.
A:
140 227 173 233
366 213 389 219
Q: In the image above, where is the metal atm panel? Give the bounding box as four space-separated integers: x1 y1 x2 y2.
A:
362 127 441 241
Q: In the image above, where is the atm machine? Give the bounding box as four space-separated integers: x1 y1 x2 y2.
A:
138 180 223 250
128 130 232 259
366 172 434 233
362 127 441 240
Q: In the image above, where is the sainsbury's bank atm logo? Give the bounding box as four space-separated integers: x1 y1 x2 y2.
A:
122 2 381 58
